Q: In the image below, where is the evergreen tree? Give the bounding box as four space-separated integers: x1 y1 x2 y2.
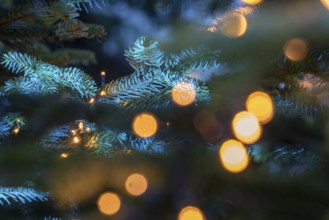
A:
1 0 329 219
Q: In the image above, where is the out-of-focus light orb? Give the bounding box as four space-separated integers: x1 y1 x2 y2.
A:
246 91 274 124
125 173 148 196
172 82 196 106
78 122 84 130
284 38 308 61
207 26 217 32
219 139 249 173
97 192 121 216
220 13 247 38
241 0 262 5
89 98 95 104
100 91 106 96
101 71 106 76
60 153 69 159
132 112 158 138
232 111 261 144
178 206 205 220
12 127 19 135
73 136 80 144
321 0 329 10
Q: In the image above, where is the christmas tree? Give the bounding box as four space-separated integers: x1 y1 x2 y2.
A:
1 0 329 219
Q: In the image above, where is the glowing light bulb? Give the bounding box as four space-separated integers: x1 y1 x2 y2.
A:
60 153 69 159
172 82 196 106
207 26 217 32
100 91 106 96
220 12 247 38
89 98 95 104
246 91 274 124
78 122 84 130
232 111 261 144
125 173 148 196
101 71 106 76
132 112 158 138
71 130 77 135
73 136 80 144
241 0 262 5
178 206 205 220
284 38 308 61
86 127 90 132
97 192 121 216
12 127 19 135
16 119 20 123
219 139 249 173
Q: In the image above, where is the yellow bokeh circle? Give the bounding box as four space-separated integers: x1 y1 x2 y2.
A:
125 173 148 196
178 206 205 220
321 0 329 10
97 192 121 216
219 139 249 173
132 112 158 138
284 38 308 62
232 111 262 144
241 0 262 5
220 12 248 38
246 91 274 124
172 81 196 106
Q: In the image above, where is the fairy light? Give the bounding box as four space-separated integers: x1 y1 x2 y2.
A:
246 91 274 124
284 38 308 62
97 192 121 216
73 136 80 144
132 112 158 138
219 139 249 173
60 153 69 159
125 173 148 196
78 122 84 130
16 118 20 123
220 12 248 38
172 81 196 106
86 127 90 132
89 98 95 104
71 130 77 135
232 111 262 144
100 91 106 96
101 71 106 86
12 127 19 135
241 0 262 5
178 206 205 220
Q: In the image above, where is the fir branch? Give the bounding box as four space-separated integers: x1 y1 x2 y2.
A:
128 136 166 154
0 187 47 205
2 52 97 99
64 0 108 11
99 70 210 110
55 21 106 40
0 112 25 141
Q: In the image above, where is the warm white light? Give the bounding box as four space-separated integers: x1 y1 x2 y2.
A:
73 136 80 144
125 173 148 196
97 192 121 216
219 139 249 173
89 98 95 104
132 112 158 138
241 0 262 5
101 71 106 76
232 111 262 144
246 91 274 124
220 12 248 38
178 206 205 220
172 82 196 106
284 38 308 62
12 127 19 135
60 153 69 159
78 122 84 130
100 91 106 96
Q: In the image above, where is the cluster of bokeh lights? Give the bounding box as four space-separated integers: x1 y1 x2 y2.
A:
220 91 274 173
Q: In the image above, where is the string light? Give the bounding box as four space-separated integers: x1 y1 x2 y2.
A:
284 38 308 62
73 136 80 144
220 12 247 38
60 153 69 159
71 130 77 135
219 139 249 173
101 71 106 87
241 0 262 5
125 173 148 196
97 192 121 216
132 112 158 138
172 81 196 106
232 111 261 144
88 98 95 104
86 127 90 132
178 206 205 220
246 91 274 124
100 91 106 96
78 122 84 130
12 127 19 135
